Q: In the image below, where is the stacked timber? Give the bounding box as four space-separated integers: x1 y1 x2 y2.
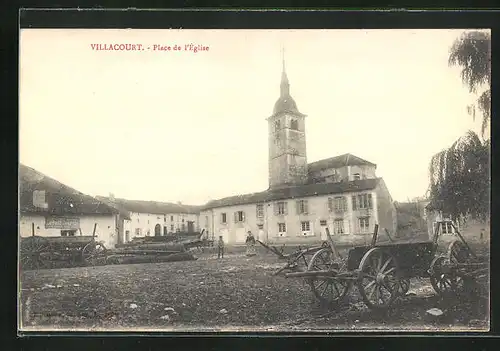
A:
107 238 196 265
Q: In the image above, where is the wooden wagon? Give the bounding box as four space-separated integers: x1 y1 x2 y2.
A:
284 222 489 310
256 239 329 276
20 223 107 270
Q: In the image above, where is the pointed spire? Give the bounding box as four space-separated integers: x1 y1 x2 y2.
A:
282 45 286 73
280 45 290 97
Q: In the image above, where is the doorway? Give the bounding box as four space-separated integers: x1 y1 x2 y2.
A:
187 221 194 233
154 224 161 236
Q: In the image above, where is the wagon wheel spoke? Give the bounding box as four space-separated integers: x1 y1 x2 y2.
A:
357 248 399 310
307 248 349 306
380 257 393 272
20 236 50 270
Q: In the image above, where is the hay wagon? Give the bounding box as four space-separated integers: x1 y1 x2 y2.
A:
20 223 107 270
284 222 488 310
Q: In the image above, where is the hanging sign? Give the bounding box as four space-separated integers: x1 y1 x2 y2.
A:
45 216 80 229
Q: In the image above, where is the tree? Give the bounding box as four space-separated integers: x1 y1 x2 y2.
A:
428 31 491 222
428 131 490 222
448 30 491 138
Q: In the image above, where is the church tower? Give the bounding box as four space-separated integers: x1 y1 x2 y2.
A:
267 50 308 189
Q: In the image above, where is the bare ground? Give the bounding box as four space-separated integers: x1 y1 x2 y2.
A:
19 249 489 332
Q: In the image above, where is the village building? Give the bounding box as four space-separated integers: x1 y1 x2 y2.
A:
96 196 201 242
200 58 398 245
425 209 490 244
19 164 130 249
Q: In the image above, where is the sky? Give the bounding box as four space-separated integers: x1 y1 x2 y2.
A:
19 29 489 205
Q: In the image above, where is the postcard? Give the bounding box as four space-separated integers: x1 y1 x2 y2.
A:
18 27 490 333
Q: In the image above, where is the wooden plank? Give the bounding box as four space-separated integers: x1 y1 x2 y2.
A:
109 250 182 255
44 236 94 243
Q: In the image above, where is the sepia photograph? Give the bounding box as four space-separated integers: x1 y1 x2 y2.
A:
18 28 490 332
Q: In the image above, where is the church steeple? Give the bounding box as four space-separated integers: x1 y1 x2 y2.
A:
273 47 300 115
280 47 290 97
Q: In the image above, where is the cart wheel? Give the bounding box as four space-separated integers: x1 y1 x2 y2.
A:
289 249 317 272
429 255 465 296
306 248 350 306
357 248 400 310
82 242 107 266
20 236 51 270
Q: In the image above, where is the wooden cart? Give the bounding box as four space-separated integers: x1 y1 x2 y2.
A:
20 223 107 270
256 239 328 276
285 222 488 310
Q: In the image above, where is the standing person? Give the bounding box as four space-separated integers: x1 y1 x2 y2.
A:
245 231 256 257
217 235 225 259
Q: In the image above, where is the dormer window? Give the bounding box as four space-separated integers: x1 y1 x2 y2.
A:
290 119 298 130
353 173 361 180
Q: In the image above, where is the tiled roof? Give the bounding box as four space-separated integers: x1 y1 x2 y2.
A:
308 153 377 174
201 178 381 210
19 164 121 217
97 197 202 215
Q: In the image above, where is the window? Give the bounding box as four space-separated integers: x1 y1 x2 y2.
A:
170 224 174 231
301 221 312 236
329 196 347 213
164 215 166 222
278 223 287 236
301 221 311 231
274 120 281 132
352 193 373 210
353 173 361 180
320 220 327 226
359 217 370 233
135 228 142 236
181 224 186 231
275 201 287 215
171 216 174 221
137 218 140 223
333 219 345 235
257 224 264 230
256 204 264 218
61 230 76 237
290 119 298 130
441 221 454 235
221 213 227 224
296 200 309 215
234 211 245 222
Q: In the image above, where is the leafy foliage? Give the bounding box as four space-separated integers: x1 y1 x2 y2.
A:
427 31 491 221
449 31 491 137
428 131 490 222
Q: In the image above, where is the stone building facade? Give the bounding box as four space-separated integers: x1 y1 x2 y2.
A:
200 57 397 245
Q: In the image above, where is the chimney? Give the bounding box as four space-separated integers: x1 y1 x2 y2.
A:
109 193 115 202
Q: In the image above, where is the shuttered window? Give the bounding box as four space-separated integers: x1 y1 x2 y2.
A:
352 196 357 210
352 193 373 210
296 200 309 215
234 211 245 223
274 201 288 215
256 204 264 218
